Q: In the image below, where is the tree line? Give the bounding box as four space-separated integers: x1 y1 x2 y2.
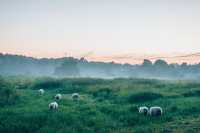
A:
0 53 200 79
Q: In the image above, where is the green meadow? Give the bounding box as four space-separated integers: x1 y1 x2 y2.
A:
1 76 200 133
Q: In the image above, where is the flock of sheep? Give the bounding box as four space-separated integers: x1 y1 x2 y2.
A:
38 89 163 117
38 89 80 110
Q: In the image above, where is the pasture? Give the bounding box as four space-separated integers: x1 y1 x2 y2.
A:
0 76 200 133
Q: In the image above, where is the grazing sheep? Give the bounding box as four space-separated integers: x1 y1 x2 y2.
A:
139 106 149 116
49 102 58 110
149 106 163 116
72 93 79 101
55 94 62 100
38 89 44 95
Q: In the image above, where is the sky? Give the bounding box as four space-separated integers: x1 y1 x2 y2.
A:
0 0 200 64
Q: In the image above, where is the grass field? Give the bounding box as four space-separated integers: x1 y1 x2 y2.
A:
1 76 200 133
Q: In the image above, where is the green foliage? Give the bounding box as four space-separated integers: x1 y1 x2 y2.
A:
0 78 19 106
31 78 64 90
1 77 200 132
127 92 163 103
91 88 116 101
182 90 200 97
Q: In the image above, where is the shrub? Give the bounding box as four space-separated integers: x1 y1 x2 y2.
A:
68 78 107 86
127 92 163 103
92 88 115 101
182 90 200 97
32 78 64 90
0 78 19 106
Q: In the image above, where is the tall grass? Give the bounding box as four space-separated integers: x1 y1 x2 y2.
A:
0 77 19 106
0 76 200 133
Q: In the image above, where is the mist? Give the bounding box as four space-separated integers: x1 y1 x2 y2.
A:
1 53 200 80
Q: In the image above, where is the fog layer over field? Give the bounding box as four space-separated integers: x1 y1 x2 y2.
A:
1 53 200 79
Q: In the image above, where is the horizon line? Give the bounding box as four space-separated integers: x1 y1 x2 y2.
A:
1 52 200 65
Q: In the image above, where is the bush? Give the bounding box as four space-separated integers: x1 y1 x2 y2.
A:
127 92 163 103
182 90 200 97
92 88 116 101
0 78 19 106
68 78 107 86
31 78 64 90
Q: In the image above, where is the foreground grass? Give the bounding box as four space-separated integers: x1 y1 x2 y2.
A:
0 76 200 133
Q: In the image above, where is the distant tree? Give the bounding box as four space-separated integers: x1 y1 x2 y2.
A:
3 53 200 79
80 57 88 62
142 59 152 67
154 59 168 67
54 59 80 77
181 62 188 68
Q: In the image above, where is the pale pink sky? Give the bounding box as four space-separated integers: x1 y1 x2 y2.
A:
1 0 200 64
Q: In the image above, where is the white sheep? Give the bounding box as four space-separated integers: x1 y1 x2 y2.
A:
138 106 149 116
38 89 45 95
49 102 58 110
72 93 79 101
55 94 62 100
149 106 163 116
